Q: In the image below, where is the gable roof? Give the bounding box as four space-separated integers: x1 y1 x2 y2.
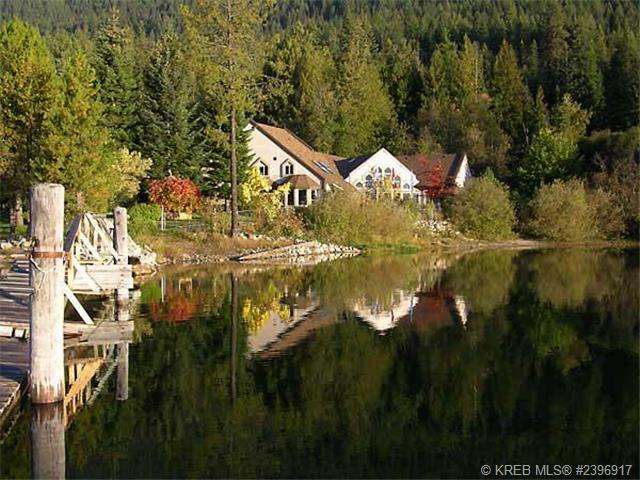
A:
397 153 466 188
334 154 374 178
250 121 352 190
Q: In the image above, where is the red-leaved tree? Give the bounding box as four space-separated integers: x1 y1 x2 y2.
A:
149 177 201 217
425 161 447 199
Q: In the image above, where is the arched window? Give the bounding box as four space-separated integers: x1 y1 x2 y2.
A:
365 175 373 187
282 161 294 176
393 176 401 188
384 167 392 177
403 183 410 190
355 182 363 189
258 162 269 176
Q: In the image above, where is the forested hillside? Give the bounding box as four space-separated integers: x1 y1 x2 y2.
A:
1 0 638 236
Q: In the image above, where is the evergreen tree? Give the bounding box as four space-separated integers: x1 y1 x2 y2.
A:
604 31 640 130
94 10 141 149
294 42 338 152
566 15 604 117
379 36 422 126
182 0 265 237
0 19 60 230
457 36 484 103
522 40 541 94
492 40 532 150
539 0 569 105
262 24 308 127
138 32 205 181
427 36 461 106
334 17 397 156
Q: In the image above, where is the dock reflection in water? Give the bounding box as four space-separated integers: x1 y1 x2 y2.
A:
1 248 638 478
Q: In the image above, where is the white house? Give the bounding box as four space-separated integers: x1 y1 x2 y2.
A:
246 121 351 207
334 148 421 200
247 120 469 206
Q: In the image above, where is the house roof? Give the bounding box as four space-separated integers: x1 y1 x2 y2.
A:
397 153 466 189
251 121 352 190
334 154 374 178
273 174 321 190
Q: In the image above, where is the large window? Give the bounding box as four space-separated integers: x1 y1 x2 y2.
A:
258 162 269 176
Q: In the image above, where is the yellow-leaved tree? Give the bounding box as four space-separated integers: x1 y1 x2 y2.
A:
239 168 289 231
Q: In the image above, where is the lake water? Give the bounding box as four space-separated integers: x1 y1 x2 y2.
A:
1 248 638 478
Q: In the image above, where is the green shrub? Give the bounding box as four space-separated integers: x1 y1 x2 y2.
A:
588 188 625 239
527 179 590 241
528 179 626 241
446 173 516 240
305 191 416 246
266 208 306 238
128 203 161 238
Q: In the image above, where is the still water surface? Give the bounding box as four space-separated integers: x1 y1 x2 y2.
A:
1 248 638 478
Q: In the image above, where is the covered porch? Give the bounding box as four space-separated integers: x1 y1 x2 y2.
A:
273 174 320 207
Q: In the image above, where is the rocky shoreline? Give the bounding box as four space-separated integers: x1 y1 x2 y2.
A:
157 240 361 265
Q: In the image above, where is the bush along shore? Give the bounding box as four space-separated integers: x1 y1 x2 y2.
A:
134 170 637 265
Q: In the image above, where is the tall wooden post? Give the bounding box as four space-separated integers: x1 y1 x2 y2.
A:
29 183 65 404
31 402 65 479
113 207 130 401
113 206 128 302
116 342 129 401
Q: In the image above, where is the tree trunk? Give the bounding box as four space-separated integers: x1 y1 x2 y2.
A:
9 195 23 234
229 107 239 238
230 272 238 403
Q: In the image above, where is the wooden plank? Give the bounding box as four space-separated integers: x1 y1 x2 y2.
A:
71 260 101 293
78 231 102 261
84 214 119 260
64 359 103 405
0 338 29 424
64 215 82 253
62 283 94 325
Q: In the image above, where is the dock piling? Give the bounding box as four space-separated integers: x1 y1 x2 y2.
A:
29 183 65 404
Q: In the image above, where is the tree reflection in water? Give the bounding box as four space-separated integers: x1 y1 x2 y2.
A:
0 248 637 478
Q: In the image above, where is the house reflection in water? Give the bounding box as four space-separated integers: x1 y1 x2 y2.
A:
395 288 469 331
250 285 470 358
248 293 319 353
352 290 419 333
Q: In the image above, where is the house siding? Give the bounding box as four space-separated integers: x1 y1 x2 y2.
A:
247 125 323 186
345 149 419 195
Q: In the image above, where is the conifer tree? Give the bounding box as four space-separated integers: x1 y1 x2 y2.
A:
138 32 205 182
334 17 397 156
539 0 569 105
94 10 141 149
182 0 265 237
605 31 640 130
294 42 339 152
566 15 604 116
492 40 532 150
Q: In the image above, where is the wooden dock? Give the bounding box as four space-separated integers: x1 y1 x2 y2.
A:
0 337 29 427
0 211 136 428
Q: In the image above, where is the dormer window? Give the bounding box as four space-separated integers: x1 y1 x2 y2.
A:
282 161 294 176
258 162 269 176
